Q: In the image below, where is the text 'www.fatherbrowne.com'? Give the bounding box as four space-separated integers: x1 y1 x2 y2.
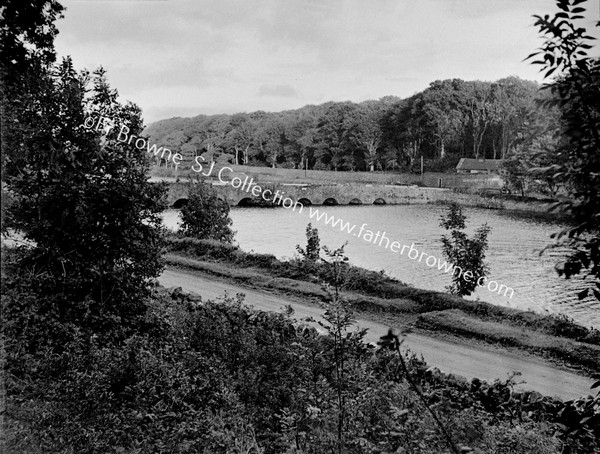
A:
305 206 515 299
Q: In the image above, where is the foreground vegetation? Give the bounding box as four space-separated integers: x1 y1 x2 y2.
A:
4 246 599 454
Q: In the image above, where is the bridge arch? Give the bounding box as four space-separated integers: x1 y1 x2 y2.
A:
298 198 312 206
373 198 386 205
238 197 255 207
172 198 189 209
348 198 362 205
323 198 338 206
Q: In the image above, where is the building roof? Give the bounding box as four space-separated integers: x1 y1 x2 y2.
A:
456 158 504 171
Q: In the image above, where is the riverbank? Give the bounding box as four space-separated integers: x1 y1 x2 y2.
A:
434 189 573 222
165 236 600 378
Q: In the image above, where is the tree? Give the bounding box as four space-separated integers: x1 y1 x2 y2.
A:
226 113 255 165
421 80 465 160
255 116 286 168
296 223 321 261
179 180 235 243
0 0 64 177
440 203 491 296
488 77 540 159
527 0 600 299
349 103 384 171
5 64 167 324
500 146 533 196
2 0 167 330
318 243 361 454
315 102 357 170
527 131 564 197
464 81 495 159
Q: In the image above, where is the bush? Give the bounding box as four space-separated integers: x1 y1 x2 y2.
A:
179 180 235 243
440 203 491 296
7 273 591 453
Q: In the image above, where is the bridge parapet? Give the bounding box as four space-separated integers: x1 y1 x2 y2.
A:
163 180 454 208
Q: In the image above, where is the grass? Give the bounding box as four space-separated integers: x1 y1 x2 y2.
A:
149 163 503 190
164 236 600 376
417 310 600 373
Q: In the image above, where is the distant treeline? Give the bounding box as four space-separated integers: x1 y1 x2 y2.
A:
145 76 558 173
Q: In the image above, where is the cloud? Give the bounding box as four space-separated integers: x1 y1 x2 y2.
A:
54 0 599 124
258 84 299 97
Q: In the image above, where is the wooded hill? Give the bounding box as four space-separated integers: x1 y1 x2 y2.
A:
145 76 559 173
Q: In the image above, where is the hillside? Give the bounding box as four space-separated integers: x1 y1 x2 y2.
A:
144 77 554 185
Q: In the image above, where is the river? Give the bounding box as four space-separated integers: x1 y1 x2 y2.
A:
162 205 599 328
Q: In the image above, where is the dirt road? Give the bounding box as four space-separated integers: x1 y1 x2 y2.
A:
159 268 595 400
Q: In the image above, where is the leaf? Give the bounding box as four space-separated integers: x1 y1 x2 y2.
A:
524 52 539 60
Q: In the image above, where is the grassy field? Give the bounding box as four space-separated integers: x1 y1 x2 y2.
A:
150 163 503 189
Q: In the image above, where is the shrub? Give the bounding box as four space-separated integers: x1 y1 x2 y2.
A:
296 223 321 261
440 203 491 296
179 180 235 243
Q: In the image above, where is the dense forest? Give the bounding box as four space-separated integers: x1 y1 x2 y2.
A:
146 77 560 173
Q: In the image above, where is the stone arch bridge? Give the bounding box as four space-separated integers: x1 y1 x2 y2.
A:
163 180 453 208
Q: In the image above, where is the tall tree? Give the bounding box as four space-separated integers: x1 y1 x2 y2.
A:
420 80 466 159
255 116 286 168
2 2 166 331
349 102 384 171
1 0 65 177
489 77 539 159
226 113 255 165
315 102 357 170
464 81 495 159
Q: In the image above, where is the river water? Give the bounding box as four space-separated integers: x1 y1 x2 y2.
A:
162 205 600 328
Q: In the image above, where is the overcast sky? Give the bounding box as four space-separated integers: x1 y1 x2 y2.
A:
54 0 600 124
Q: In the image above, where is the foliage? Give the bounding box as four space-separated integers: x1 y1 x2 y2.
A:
500 148 530 197
295 223 321 262
1 0 166 333
318 243 361 453
526 0 600 300
9 254 588 453
501 123 564 197
146 76 551 173
440 203 491 296
378 329 463 454
178 180 235 243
